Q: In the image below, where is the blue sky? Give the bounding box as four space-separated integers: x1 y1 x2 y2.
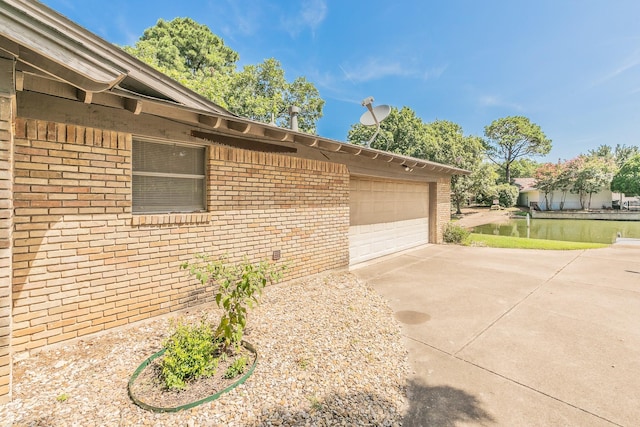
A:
41 0 640 161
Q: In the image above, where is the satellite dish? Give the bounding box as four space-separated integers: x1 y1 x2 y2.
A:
358 97 391 147
360 104 391 126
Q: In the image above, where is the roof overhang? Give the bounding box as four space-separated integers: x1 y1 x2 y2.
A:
0 0 231 114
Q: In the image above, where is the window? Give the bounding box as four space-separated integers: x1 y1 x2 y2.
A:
132 139 206 213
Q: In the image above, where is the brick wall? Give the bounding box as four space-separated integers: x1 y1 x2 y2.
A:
11 118 349 356
0 94 14 403
436 177 452 243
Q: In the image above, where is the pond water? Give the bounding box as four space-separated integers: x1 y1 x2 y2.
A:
471 218 640 244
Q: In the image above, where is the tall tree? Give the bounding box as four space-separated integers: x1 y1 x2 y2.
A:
227 59 324 134
124 18 324 132
484 116 552 184
123 17 239 107
611 154 640 196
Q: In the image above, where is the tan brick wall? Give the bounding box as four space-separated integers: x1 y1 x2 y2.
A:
11 118 349 356
436 177 452 243
0 94 14 403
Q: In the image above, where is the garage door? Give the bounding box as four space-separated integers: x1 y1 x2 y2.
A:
349 177 429 265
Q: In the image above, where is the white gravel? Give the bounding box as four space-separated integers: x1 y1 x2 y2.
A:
1 272 409 426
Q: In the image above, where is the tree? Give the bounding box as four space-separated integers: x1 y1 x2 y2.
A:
571 155 615 209
422 121 486 214
123 17 239 107
473 163 500 205
494 184 520 208
613 144 640 169
227 59 324 134
498 158 540 183
484 116 552 184
347 106 428 154
587 144 614 161
556 158 579 210
124 18 324 132
534 163 561 210
611 154 640 196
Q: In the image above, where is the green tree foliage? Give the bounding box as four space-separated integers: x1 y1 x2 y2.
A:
124 18 324 132
476 183 519 208
484 116 552 184
227 59 324 133
613 144 640 169
611 154 640 196
123 17 238 107
499 158 540 183
347 106 428 154
472 163 500 205
497 184 520 208
571 155 615 209
423 121 486 214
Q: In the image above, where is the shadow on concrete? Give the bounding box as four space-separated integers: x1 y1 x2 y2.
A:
246 391 404 426
404 379 494 427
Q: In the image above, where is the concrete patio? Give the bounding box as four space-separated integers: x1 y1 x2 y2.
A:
352 243 640 426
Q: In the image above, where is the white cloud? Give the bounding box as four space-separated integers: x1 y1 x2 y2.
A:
592 49 640 86
479 95 524 111
215 0 266 39
281 0 328 37
339 57 446 83
340 59 410 83
423 64 448 80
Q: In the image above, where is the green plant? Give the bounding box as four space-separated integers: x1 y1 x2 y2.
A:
308 395 324 411
161 319 220 390
443 222 470 244
297 356 311 370
181 255 285 352
223 355 248 379
56 393 69 402
495 184 519 207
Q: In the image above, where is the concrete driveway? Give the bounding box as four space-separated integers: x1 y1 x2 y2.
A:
352 243 640 426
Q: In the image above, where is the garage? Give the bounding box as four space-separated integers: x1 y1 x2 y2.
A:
349 177 430 265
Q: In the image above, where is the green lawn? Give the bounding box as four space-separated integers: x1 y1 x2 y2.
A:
468 233 609 250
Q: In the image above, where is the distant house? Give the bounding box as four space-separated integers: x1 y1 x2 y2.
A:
0 0 468 401
514 178 612 210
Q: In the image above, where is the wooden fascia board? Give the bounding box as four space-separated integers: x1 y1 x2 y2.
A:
0 5 127 91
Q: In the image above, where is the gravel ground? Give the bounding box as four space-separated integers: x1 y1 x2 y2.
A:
1 272 409 426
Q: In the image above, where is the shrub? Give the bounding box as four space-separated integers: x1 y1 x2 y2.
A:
161 319 219 390
223 355 248 379
443 223 470 244
181 255 285 352
476 184 519 207
495 184 519 208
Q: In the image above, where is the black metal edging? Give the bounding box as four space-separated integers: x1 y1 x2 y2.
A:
128 341 258 413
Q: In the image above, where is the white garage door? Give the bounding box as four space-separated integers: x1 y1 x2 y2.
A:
349 177 429 265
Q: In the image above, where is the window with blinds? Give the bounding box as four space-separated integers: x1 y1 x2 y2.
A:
132 139 206 213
